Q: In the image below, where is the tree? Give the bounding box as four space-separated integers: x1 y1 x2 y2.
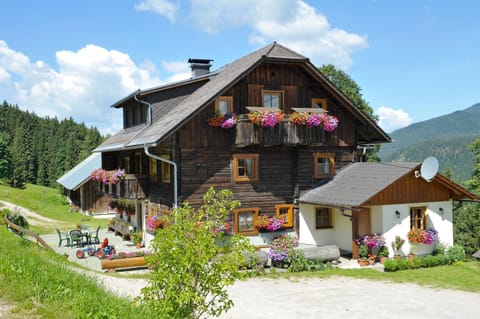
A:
140 188 256 319
453 203 480 256
465 137 480 195
0 133 12 181
453 138 480 255
319 64 380 162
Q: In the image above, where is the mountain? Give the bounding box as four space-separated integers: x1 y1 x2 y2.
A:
379 103 480 183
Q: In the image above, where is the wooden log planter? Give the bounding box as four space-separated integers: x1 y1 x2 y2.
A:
101 256 147 272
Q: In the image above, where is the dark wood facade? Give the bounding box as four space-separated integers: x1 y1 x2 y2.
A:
96 44 389 235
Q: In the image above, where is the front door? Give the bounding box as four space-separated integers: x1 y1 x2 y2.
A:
351 207 371 258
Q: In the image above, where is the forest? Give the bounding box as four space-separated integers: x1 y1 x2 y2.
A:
0 101 104 188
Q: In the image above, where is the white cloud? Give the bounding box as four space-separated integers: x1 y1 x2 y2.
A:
188 0 367 69
135 0 179 22
377 106 413 133
0 40 172 135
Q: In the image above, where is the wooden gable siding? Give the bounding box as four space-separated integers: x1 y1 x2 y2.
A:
363 173 453 206
178 62 356 149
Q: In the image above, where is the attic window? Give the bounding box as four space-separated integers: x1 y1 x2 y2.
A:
215 96 233 115
313 153 334 178
262 90 283 110
312 98 327 110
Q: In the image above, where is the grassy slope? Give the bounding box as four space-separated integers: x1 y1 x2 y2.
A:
0 183 108 234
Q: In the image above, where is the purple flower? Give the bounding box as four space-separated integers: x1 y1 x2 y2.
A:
323 115 339 132
307 113 321 128
262 113 279 128
220 118 235 129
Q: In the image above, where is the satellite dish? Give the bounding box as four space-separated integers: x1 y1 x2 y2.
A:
419 156 439 182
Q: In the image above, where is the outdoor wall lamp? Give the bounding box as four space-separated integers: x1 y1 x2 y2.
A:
439 207 444 215
395 210 401 219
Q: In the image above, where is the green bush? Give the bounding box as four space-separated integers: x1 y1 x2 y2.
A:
384 252 461 272
286 250 327 272
446 245 466 262
0 207 10 225
6 211 29 229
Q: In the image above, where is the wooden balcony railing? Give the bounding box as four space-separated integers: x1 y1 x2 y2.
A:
102 174 148 199
234 115 325 147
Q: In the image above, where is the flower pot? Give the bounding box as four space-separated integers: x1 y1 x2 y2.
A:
135 243 142 249
379 256 388 264
358 259 369 267
408 254 415 261
394 255 402 260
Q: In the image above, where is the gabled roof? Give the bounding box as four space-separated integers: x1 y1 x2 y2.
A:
95 42 390 152
299 162 477 209
56 153 101 190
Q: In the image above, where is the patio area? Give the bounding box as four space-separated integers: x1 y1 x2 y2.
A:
41 227 149 272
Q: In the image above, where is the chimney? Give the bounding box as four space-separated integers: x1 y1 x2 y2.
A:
188 58 212 78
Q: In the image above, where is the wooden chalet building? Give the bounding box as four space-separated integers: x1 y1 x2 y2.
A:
93 42 392 246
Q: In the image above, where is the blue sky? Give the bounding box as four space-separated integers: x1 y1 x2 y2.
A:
1 0 479 135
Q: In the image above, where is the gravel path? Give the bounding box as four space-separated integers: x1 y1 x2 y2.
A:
0 201 62 226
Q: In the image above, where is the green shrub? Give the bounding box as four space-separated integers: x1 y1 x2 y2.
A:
384 252 462 272
446 245 466 262
0 208 10 225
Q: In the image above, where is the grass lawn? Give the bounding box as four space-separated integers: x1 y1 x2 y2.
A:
0 183 109 234
282 262 480 293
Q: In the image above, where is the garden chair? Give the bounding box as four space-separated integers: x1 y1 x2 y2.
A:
56 229 70 247
89 226 101 245
69 229 84 247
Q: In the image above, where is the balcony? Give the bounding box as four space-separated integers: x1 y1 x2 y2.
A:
103 174 148 199
234 114 325 147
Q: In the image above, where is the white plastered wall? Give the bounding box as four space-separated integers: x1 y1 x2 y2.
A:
299 201 453 256
298 204 353 252
378 201 453 257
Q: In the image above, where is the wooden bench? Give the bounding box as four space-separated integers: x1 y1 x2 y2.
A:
101 256 147 272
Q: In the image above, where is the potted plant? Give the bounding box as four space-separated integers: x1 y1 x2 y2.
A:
131 231 143 248
378 246 389 264
358 244 369 267
391 236 405 259
408 244 417 261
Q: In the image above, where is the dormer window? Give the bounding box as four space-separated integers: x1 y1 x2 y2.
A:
262 90 283 110
215 96 233 115
124 104 147 128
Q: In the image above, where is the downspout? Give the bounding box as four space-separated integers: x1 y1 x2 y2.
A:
144 143 178 210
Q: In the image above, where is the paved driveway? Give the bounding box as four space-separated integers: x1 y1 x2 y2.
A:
218 276 480 319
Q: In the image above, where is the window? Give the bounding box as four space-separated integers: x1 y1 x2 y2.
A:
313 153 334 178
215 96 233 115
262 90 283 109
315 207 332 228
312 98 327 110
276 204 293 228
135 152 142 174
149 157 158 182
410 207 427 230
123 157 130 174
161 155 171 183
124 104 147 128
234 208 259 236
233 154 259 182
